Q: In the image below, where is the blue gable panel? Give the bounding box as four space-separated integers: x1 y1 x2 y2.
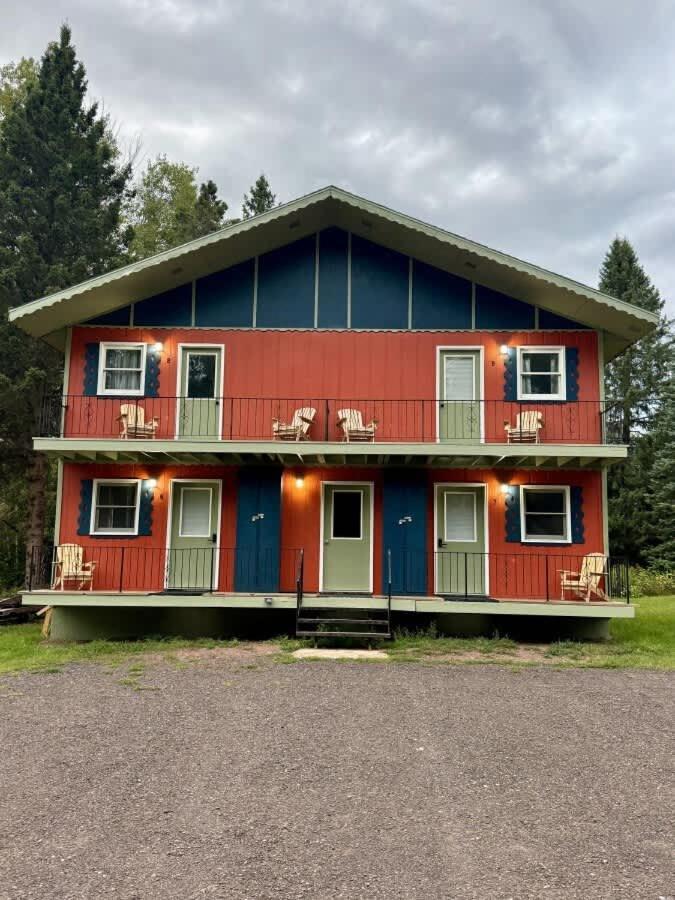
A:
475 285 535 329
412 260 472 329
351 235 409 329
86 306 132 326
196 259 254 327
539 308 590 330
134 283 192 327
256 236 315 328
318 227 348 328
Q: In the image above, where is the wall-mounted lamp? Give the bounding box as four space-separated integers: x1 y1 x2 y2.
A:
295 476 305 489
499 483 510 495
146 478 158 490
499 344 509 357
151 342 163 353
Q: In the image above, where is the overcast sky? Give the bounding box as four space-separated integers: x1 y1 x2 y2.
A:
2 0 675 315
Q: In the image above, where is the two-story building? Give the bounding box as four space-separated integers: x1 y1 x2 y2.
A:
11 187 657 640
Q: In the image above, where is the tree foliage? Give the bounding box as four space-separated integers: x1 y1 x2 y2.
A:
129 156 228 258
0 58 38 122
242 173 277 219
647 379 675 568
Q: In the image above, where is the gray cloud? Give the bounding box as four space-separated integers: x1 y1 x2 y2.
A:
1 0 674 314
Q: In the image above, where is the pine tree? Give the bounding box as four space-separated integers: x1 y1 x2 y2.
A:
242 173 277 219
598 237 674 563
194 179 228 238
647 380 675 568
0 25 133 579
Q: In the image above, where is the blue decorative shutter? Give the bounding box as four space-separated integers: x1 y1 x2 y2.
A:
77 479 93 535
144 345 161 397
565 348 579 401
570 486 584 544
505 487 521 542
83 344 100 396
138 482 154 536
504 347 517 401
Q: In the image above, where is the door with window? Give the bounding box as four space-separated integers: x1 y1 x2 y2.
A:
436 486 486 595
166 481 220 591
178 347 222 438
322 484 372 592
438 350 481 441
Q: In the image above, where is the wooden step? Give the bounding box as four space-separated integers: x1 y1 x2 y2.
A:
295 630 391 639
297 617 390 626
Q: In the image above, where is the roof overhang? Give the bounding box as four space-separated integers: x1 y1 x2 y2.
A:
9 186 658 359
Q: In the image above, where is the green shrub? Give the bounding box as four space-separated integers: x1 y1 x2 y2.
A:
630 567 675 598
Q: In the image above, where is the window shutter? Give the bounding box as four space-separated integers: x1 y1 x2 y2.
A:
83 344 100 397
144 345 161 398
504 347 517 401
505 487 521 542
570 485 584 544
77 479 93 535
138 481 154 536
565 348 579 401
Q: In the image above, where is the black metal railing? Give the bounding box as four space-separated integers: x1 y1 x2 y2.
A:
41 394 625 445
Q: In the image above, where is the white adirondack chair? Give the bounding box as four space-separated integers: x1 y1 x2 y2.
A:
504 410 543 443
52 544 97 591
272 407 316 441
337 408 378 442
118 403 159 439
559 553 608 602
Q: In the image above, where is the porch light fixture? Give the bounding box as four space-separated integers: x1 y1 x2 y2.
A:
146 478 158 490
295 476 305 489
499 344 509 356
499 483 510 494
151 342 163 353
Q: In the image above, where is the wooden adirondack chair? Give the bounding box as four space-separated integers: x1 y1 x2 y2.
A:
559 553 608 602
504 410 543 443
337 408 378 442
52 544 97 591
118 403 159 439
272 407 316 441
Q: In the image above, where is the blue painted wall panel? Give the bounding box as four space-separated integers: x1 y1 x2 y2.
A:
134 283 192 327
234 469 281 592
86 306 132 326
256 237 315 328
539 308 589 330
196 259 254 327
412 260 472 329
351 235 409 329
475 285 535 329
317 227 348 328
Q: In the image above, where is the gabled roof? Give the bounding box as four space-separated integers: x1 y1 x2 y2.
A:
8 185 658 358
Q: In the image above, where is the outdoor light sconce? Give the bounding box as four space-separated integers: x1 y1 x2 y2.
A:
295 475 305 489
145 478 158 491
499 344 509 357
499 483 510 495
151 342 163 353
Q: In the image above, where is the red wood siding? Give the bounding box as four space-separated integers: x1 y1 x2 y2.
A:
65 327 600 442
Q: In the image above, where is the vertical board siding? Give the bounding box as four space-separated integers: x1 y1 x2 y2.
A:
412 260 472 329
317 226 349 328
475 285 536 329
350 235 409 329
256 236 315 328
134 284 192 327
196 258 254 327
86 306 132 326
539 309 590 330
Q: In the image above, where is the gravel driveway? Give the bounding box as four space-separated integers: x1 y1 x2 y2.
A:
1 656 673 900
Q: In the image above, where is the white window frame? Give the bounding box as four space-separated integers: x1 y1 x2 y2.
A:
330 489 363 541
517 346 566 401
520 485 571 544
443 491 478 543
97 342 147 396
178 487 213 538
90 479 141 536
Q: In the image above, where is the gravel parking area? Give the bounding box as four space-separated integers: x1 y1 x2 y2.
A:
1 658 673 899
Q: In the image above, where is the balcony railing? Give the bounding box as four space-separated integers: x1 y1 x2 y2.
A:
26 545 630 604
39 395 625 445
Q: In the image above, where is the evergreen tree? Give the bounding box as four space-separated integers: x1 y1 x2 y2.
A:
598 237 674 563
242 173 277 219
130 156 228 258
647 379 675 568
0 25 133 578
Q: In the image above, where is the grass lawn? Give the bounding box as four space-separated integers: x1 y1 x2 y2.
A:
0 596 673 675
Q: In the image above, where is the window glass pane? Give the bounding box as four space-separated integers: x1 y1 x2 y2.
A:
98 484 136 506
180 489 212 536
111 507 136 530
332 491 362 538
187 354 216 399
521 374 558 396
444 356 474 400
524 490 565 514
525 514 566 538
104 369 142 391
444 492 476 541
106 348 142 369
522 352 559 373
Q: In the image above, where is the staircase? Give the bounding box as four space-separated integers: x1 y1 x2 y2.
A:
295 601 392 640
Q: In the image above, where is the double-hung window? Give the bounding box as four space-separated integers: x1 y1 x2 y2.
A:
91 480 141 535
520 486 571 543
98 343 146 395
517 347 565 400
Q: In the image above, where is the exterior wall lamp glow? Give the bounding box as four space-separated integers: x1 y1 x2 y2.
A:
499 344 509 356
151 342 163 353
295 476 305 489
146 478 158 490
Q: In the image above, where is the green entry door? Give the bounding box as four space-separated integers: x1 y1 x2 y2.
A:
438 350 481 441
322 484 372 592
166 481 221 591
436 486 486 596
178 347 222 438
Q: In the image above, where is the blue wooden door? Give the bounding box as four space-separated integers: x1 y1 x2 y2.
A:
235 469 281 592
382 474 428 595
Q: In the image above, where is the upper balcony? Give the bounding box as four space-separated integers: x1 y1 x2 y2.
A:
35 394 627 469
